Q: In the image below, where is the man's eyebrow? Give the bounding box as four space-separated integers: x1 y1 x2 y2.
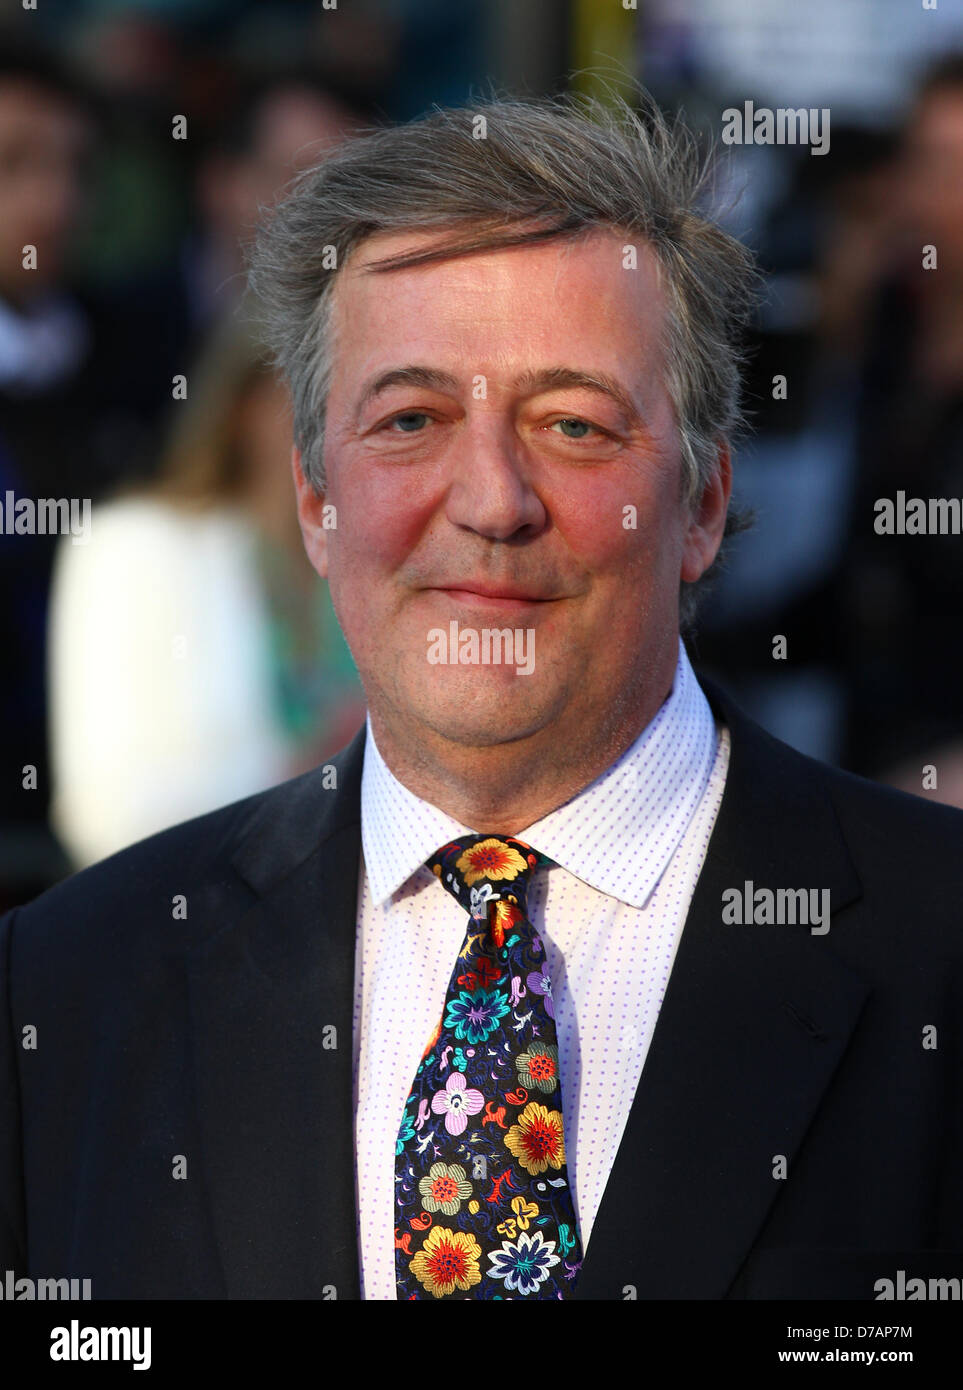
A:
353 364 644 426
354 366 459 423
514 367 643 424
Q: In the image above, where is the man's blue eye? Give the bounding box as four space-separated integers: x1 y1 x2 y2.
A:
552 418 594 438
391 412 429 432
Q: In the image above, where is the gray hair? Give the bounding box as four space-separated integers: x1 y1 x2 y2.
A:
249 87 760 626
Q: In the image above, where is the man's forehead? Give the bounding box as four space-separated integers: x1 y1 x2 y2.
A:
325 226 669 422
330 224 666 352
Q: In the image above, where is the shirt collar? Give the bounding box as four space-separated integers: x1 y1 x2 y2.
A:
360 637 719 910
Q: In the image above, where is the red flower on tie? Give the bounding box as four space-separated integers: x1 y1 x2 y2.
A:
409 1227 482 1297
504 1102 566 1175
476 955 501 986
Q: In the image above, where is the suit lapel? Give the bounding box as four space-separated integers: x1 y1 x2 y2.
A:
574 683 870 1299
186 726 366 1299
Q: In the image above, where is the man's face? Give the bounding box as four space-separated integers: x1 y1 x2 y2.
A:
294 227 728 752
0 80 92 298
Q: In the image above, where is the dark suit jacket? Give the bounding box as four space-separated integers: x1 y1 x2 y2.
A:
2 680 963 1300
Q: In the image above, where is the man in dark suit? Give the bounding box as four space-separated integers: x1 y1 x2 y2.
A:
2 90 962 1301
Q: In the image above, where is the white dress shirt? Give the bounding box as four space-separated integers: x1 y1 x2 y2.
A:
352 638 731 1299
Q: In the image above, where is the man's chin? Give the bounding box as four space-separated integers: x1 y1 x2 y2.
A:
411 688 556 749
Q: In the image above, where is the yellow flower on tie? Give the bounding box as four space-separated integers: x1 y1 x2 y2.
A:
511 1196 539 1230
410 1226 482 1298
456 838 528 887
504 1102 566 1175
493 1202 539 1240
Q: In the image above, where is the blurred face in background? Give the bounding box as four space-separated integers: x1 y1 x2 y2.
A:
241 88 356 213
0 79 93 304
198 87 359 275
901 86 963 276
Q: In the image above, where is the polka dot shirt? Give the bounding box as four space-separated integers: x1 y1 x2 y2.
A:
352 639 730 1298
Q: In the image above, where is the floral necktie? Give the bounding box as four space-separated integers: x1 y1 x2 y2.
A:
394 833 583 1299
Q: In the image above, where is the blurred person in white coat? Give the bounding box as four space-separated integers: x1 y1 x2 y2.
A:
47 319 365 869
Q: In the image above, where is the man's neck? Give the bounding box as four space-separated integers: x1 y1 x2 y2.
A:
367 671 677 835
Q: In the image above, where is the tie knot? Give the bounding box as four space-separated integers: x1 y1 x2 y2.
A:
426 833 550 923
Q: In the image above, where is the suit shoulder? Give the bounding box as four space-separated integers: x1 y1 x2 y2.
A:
0 751 363 1024
4 722 365 964
2 766 330 954
747 718 963 884
710 675 963 904
805 749 963 859
712 675 963 846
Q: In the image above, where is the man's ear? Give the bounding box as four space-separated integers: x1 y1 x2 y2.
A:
291 445 329 579
680 441 732 584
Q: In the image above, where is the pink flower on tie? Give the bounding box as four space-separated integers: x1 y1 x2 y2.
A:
432 1071 484 1136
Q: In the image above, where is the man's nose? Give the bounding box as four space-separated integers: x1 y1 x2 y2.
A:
443 420 547 540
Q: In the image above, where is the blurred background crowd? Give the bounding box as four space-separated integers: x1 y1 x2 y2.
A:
1 0 962 909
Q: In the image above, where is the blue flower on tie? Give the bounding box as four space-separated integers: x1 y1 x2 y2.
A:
444 986 511 1044
486 1230 560 1295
